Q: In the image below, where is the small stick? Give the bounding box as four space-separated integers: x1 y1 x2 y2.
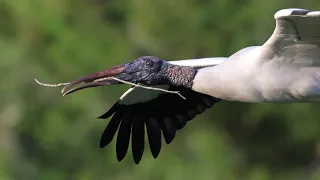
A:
103 77 186 100
34 77 186 100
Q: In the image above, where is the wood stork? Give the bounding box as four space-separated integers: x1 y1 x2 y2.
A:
61 8 320 164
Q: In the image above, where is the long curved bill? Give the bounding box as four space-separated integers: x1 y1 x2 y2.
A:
61 63 130 96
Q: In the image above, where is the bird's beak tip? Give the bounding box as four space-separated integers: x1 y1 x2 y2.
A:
60 64 129 96
61 87 67 94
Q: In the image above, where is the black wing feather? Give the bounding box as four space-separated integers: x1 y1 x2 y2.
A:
116 109 134 161
99 86 220 163
174 114 188 130
98 102 120 119
160 117 176 144
131 112 145 164
146 118 162 158
100 107 127 148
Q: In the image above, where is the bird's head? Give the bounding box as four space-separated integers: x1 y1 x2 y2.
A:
61 56 170 96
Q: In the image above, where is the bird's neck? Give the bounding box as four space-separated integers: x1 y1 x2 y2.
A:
162 64 197 88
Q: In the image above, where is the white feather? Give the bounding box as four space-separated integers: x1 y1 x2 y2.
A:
169 57 226 68
273 8 308 19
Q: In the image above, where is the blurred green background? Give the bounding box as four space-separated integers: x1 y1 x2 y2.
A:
2 0 320 179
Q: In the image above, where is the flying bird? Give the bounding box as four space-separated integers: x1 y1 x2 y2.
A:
61 8 320 164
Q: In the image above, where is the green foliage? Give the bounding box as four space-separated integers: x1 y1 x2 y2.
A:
1 0 320 179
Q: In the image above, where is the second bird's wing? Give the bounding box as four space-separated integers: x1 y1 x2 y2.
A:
262 8 320 66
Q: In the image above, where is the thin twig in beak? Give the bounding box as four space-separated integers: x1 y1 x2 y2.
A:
35 78 70 87
107 77 186 100
34 77 186 100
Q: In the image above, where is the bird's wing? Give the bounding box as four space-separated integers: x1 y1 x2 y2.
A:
169 57 227 68
98 86 220 164
262 8 320 65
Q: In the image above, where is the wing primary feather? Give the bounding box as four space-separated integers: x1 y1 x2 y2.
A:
187 109 198 120
98 102 121 119
160 117 176 144
188 94 208 114
195 102 207 114
100 108 127 148
116 109 134 162
200 96 216 107
146 118 162 158
131 113 145 164
174 114 188 130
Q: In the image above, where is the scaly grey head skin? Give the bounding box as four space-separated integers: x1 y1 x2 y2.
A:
61 56 197 96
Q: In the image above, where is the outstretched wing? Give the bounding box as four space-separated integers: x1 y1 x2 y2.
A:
98 86 220 164
262 8 320 65
169 57 227 68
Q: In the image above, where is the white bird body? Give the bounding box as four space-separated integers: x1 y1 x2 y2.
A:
193 46 320 102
